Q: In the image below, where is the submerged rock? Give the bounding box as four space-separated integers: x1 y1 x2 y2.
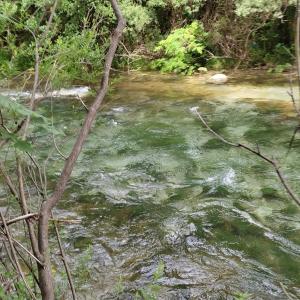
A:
207 73 228 85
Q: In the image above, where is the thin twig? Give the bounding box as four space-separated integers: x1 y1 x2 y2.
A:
279 282 297 300
50 218 80 224
14 246 40 287
195 109 300 207
2 240 17 271
51 212 77 299
40 0 59 43
50 96 67 160
10 234 43 266
287 125 300 152
0 162 19 199
53 138 68 160
26 152 46 191
288 79 300 118
16 158 41 260
76 96 89 112
0 212 37 299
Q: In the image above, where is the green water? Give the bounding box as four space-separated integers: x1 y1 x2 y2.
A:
10 72 300 298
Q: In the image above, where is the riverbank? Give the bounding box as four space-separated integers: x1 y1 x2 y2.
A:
1 69 298 100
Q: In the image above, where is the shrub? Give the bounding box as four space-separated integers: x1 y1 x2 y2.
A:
151 21 208 75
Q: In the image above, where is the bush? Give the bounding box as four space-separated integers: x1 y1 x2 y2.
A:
41 29 107 87
151 21 208 75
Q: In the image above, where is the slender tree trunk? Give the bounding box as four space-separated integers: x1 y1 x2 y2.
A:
36 1 126 299
296 0 300 95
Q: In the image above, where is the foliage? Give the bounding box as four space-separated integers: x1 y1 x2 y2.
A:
248 15 295 67
268 62 292 73
0 95 60 152
147 0 206 32
206 57 236 70
235 0 296 17
0 0 298 78
0 269 33 300
234 291 252 300
152 21 208 74
0 0 157 85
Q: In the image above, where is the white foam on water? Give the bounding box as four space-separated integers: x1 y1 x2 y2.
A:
0 86 90 99
222 168 235 186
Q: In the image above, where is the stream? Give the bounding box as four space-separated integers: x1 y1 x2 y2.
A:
2 71 300 299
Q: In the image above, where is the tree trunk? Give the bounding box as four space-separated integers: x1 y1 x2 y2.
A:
36 1 126 298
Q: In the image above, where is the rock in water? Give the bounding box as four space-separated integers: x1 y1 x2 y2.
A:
207 73 228 84
198 67 208 73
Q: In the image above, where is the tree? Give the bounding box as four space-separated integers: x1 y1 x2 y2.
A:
0 0 125 299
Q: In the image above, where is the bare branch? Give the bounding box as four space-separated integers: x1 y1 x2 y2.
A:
1 229 43 266
12 236 43 267
40 0 59 43
287 125 300 152
0 212 37 299
76 96 89 112
0 0 59 149
14 246 40 287
296 0 300 101
195 109 300 207
50 96 67 160
52 212 77 299
194 109 239 147
39 0 126 220
16 158 41 260
0 162 19 199
288 79 300 118
279 282 297 300
0 213 38 227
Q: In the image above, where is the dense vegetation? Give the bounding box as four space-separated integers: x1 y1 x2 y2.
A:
1 1 300 299
0 0 297 84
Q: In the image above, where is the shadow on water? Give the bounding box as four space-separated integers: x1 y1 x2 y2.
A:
37 72 300 299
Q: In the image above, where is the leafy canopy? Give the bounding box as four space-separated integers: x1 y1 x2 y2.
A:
235 0 297 17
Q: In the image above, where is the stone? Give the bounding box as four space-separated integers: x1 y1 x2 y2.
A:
207 73 228 84
198 67 208 73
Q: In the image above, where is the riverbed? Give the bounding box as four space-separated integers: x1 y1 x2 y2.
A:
2 71 300 299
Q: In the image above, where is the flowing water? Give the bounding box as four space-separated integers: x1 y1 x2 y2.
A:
3 72 300 299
